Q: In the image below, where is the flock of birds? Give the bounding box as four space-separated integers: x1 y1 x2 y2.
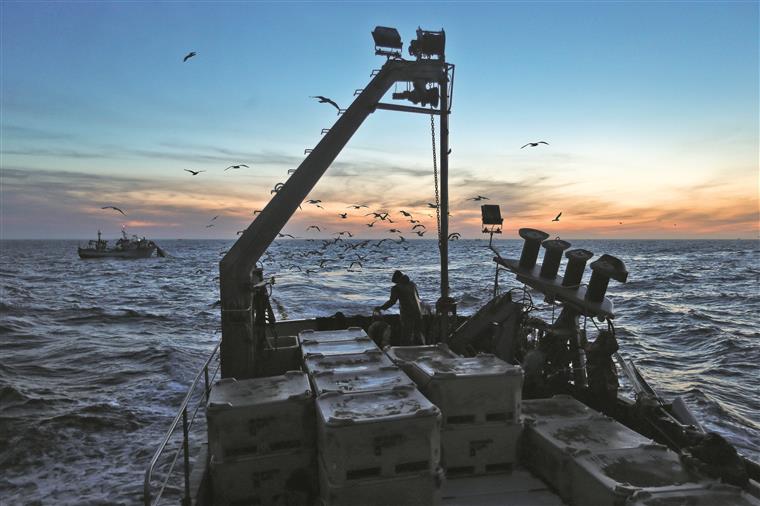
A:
95 50 643 271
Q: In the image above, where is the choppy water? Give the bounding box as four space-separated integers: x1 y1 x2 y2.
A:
1 238 758 503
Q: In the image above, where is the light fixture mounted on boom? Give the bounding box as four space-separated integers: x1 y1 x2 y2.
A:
372 26 403 58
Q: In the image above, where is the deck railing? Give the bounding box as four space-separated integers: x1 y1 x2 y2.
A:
144 339 221 506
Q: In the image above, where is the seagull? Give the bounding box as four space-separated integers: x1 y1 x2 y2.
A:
306 225 321 232
427 203 437 209
210 215 219 222
347 204 368 209
311 95 341 113
414 230 426 237
348 261 363 271
225 164 249 171
339 213 348 219
521 141 549 149
468 195 489 201
399 210 412 217
552 212 562 222
448 232 461 240
183 51 196 62
318 259 331 268
205 224 215 228
412 224 426 230
101 206 126 215
278 233 295 238
184 169 205 176
366 222 376 228
389 229 401 233
306 199 322 204
335 231 353 237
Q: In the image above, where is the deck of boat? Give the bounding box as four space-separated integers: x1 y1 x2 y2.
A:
442 469 565 506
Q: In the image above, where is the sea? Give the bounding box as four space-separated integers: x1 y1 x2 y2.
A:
1 238 758 504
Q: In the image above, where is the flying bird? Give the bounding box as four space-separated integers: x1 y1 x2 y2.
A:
184 169 205 176
183 51 196 62
389 229 401 233
448 232 461 240
412 224 426 230
101 206 126 215
348 204 368 209
287 169 296 175
414 230 426 237
225 164 249 171
278 233 295 238
311 95 341 113
521 141 549 149
399 210 412 217
306 225 321 232
468 195 489 201
552 212 562 222
366 222 376 228
339 213 348 219
271 182 285 194
348 261 363 271
427 203 438 209
205 224 215 228
210 215 219 222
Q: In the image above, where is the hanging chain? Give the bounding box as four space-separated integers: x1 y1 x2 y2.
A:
430 113 441 244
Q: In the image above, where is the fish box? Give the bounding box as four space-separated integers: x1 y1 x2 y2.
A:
299 327 368 343
303 349 393 375
301 337 377 358
441 422 522 476
626 483 760 506
411 354 523 425
569 444 713 506
311 366 414 396
210 450 316 506
206 372 315 461
316 386 441 484
384 343 459 385
318 455 443 506
522 415 652 501
257 335 301 377
521 394 597 422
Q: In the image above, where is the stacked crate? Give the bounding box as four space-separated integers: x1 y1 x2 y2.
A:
206 372 317 506
409 353 524 476
520 395 722 505
299 327 443 506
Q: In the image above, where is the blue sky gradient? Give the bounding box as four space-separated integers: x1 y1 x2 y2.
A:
1 2 757 239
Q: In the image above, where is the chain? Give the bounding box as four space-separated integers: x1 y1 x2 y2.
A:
430 113 441 244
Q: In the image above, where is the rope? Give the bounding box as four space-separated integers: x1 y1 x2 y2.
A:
430 113 441 246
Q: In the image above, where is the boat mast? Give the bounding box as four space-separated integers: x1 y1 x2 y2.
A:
437 36 452 337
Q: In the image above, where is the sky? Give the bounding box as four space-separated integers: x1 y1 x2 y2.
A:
1 1 757 240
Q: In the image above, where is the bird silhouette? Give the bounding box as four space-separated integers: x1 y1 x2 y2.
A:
205 224 215 228
184 169 205 176
306 199 322 204
389 229 401 233
348 261 363 271
183 51 196 62
347 204 368 209
101 206 126 215
412 224 426 230
414 230 426 237
287 169 296 175
399 210 412 217
210 215 219 222
311 95 341 113
521 141 549 149
366 222 376 228
552 212 562 222
448 232 461 240
306 225 321 232
339 213 348 219
427 203 437 209
225 164 249 171
278 233 295 238
271 183 285 194
468 195 489 201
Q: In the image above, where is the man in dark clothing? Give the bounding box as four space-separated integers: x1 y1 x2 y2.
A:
585 329 619 414
374 270 423 346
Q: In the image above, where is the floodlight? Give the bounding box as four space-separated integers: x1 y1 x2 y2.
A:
372 26 402 58
481 205 503 226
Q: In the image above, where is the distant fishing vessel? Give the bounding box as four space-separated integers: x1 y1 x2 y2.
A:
78 230 163 259
143 27 760 506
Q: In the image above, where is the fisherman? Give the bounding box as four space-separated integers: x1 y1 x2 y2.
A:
374 270 423 346
584 329 619 413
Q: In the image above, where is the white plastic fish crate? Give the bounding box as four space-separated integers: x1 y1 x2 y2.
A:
521 415 652 501
441 422 522 476
210 449 316 506
411 354 523 425
311 366 414 396
206 372 315 462
626 483 760 506
521 394 596 422
384 343 459 385
299 327 368 343
569 444 714 506
301 337 378 358
316 386 441 485
303 349 393 375
318 455 444 506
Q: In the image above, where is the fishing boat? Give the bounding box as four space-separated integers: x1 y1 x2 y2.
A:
143 27 760 506
78 229 161 259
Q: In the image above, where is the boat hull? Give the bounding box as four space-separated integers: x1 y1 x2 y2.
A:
78 246 156 259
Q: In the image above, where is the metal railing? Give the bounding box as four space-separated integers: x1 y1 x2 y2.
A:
144 339 222 506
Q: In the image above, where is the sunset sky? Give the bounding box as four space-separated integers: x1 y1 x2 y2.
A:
1 2 757 240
